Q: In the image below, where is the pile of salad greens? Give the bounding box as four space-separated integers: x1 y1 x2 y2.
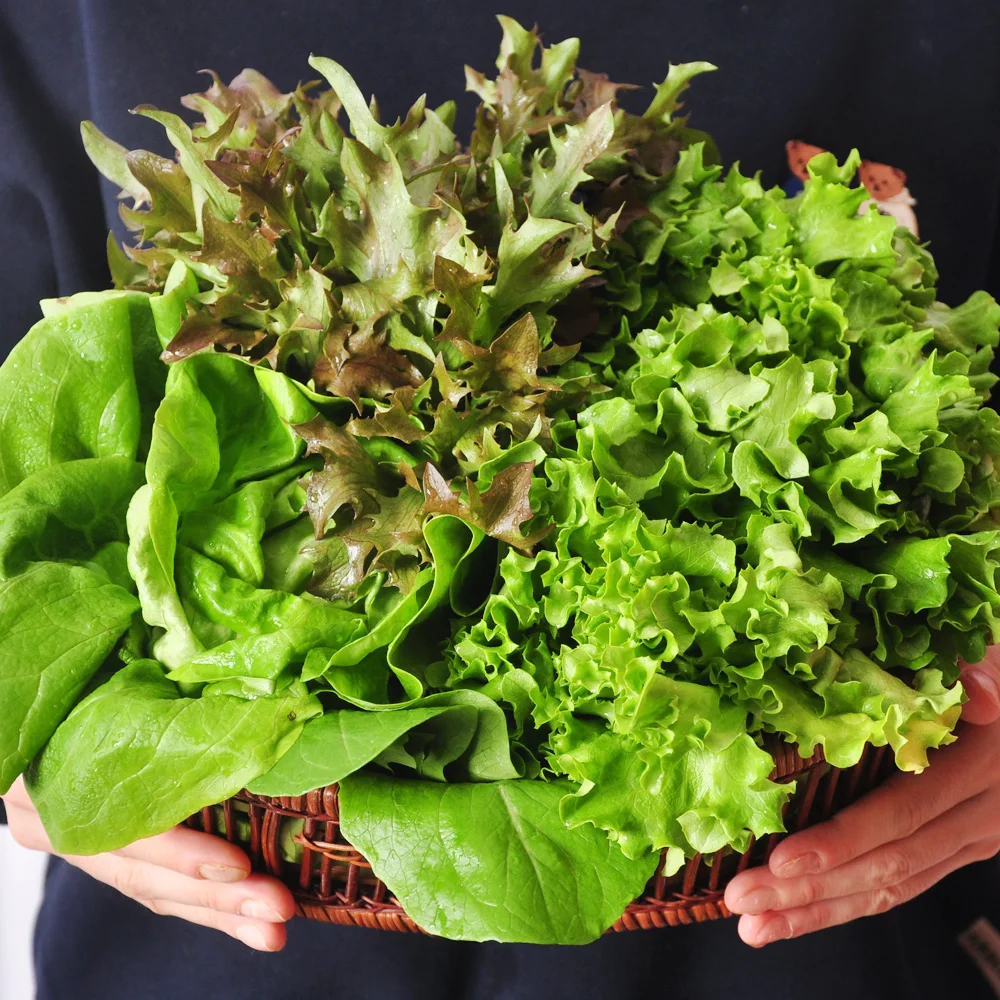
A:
3 16 1000 944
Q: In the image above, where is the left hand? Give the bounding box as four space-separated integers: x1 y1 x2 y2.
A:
725 649 1000 946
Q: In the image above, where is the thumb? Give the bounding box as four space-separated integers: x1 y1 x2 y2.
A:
959 646 1000 725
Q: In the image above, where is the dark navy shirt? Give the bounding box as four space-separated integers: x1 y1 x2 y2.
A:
3 1 1000 997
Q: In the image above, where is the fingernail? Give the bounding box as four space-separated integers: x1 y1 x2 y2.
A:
235 925 270 951
775 852 821 878
198 864 247 883
738 889 779 914
757 916 791 946
971 669 1000 709
240 900 285 922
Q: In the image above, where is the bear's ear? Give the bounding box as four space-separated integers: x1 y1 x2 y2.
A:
785 139 828 182
859 160 907 200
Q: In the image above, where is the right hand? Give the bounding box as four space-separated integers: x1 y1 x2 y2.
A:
1 777 295 951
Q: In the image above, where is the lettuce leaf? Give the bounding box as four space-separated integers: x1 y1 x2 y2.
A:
246 707 452 796
339 773 657 944
26 661 320 853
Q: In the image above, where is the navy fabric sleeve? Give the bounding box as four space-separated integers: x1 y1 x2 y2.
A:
0 1 109 357
0 1 107 825
32 855 1000 1000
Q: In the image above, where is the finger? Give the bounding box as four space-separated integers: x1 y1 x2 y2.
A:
114 825 252 883
2 797 53 852
738 841 992 947
767 722 999 878
68 853 296 923
727 786 1000 914
960 650 1000 725
138 898 288 952
3 778 253 883
1 776 32 811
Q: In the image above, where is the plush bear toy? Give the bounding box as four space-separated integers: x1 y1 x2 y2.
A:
785 139 918 236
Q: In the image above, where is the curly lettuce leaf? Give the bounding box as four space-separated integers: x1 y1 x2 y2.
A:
743 650 963 772
553 693 791 866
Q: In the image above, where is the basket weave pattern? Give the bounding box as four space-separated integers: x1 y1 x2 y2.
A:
187 738 894 933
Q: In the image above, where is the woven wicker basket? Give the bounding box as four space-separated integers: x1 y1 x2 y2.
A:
187 736 895 933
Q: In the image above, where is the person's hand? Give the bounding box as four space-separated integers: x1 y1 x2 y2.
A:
725 649 1000 946
1 778 295 951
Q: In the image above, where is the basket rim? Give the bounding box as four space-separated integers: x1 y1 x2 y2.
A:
190 736 895 935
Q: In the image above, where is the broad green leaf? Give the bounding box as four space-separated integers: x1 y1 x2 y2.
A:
0 457 143 578
164 546 365 682
339 774 657 943
389 690 523 781
176 467 305 586
247 707 451 795
27 661 321 853
130 352 306 667
0 563 139 793
0 292 162 496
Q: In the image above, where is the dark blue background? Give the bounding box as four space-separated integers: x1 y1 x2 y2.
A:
3 2 1000 997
